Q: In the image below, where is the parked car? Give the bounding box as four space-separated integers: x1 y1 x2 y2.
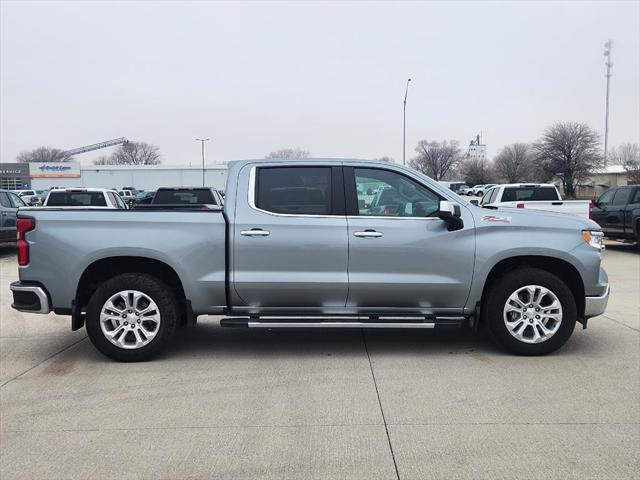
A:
12 189 39 205
43 188 127 209
467 184 486 196
457 185 473 195
117 190 137 207
479 184 592 218
438 181 469 194
0 189 26 242
10 159 609 361
133 191 155 205
591 185 640 244
150 187 223 206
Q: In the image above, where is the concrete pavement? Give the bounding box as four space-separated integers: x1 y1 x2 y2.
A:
1 242 638 479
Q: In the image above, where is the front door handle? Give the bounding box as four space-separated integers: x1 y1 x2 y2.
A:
241 228 270 237
354 230 383 238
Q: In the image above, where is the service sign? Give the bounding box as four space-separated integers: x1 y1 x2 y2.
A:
29 162 81 178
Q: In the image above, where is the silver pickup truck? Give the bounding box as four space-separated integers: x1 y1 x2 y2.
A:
10 159 610 361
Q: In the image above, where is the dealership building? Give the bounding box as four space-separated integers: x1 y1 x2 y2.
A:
0 162 229 191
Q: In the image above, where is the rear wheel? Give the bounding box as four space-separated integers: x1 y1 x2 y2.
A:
85 273 178 361
484 268 577 355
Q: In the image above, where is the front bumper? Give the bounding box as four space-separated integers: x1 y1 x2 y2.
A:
584 285 610 319
10 281 51 314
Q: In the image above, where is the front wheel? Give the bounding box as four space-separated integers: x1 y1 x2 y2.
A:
85 273 179 361
484 268 577 355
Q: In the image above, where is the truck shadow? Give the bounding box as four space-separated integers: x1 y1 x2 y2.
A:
166 320 503 359
0 243 16 258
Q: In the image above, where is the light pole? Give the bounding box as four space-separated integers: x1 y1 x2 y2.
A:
195 138 210 187
603 40 613 164
403 78 411 166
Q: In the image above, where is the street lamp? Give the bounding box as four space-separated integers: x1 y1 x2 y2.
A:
603 40 613 164
195 138 210 187
403 78 412 166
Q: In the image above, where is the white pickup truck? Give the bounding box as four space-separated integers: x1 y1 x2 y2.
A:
479 184 592 218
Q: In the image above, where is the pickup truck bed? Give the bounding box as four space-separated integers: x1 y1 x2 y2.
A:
11 159 610 361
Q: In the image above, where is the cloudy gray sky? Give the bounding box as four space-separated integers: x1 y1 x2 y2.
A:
1 0 638 165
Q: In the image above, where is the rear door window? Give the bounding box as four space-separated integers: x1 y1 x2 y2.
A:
256 167 332 215
611 188 632 206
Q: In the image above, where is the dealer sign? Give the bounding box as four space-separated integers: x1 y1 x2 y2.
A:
29 162 81 178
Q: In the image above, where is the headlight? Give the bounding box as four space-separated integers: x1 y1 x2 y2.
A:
582 230 604 251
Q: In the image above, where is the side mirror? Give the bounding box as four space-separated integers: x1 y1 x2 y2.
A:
469 198 479 206
437 201 464 231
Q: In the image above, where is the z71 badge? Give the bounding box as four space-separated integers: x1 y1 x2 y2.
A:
481 215 512 223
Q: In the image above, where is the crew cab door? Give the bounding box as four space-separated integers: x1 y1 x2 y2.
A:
605 187 633 236
232 164 348 309
0 192 24 242
344 166 475 311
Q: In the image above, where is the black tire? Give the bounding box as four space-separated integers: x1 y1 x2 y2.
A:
85 273 179 362
484 268 577 356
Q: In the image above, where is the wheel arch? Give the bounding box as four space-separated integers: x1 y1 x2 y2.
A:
75 256 190 328
479 255 585 321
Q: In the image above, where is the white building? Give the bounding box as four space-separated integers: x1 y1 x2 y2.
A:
23 163 229 191
465 134 486 162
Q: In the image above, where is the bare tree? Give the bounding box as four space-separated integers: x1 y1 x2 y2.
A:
533 122 603 198
611 143 640 184
460 158 495 186
408 140 462 181
17 147 73 163
96 141 161 165
265 148 310 159
493 143 533 183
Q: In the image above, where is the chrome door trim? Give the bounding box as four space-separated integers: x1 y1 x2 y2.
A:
247 166 447 222
247 166 345 219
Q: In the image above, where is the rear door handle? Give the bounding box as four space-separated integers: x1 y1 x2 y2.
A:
241 228 270 237
354 230 383 238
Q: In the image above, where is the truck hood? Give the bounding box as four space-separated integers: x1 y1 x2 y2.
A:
470 204 600 231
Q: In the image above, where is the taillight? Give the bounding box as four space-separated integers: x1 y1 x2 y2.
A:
589 201 593 219
17 217 35 266
516 203 525 209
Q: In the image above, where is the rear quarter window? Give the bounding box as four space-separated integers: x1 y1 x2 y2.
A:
153 189 216 204
502 187 559 202
46 191 107 207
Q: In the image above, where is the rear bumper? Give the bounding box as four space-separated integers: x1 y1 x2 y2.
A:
10 281 51 314
584 286 610 319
